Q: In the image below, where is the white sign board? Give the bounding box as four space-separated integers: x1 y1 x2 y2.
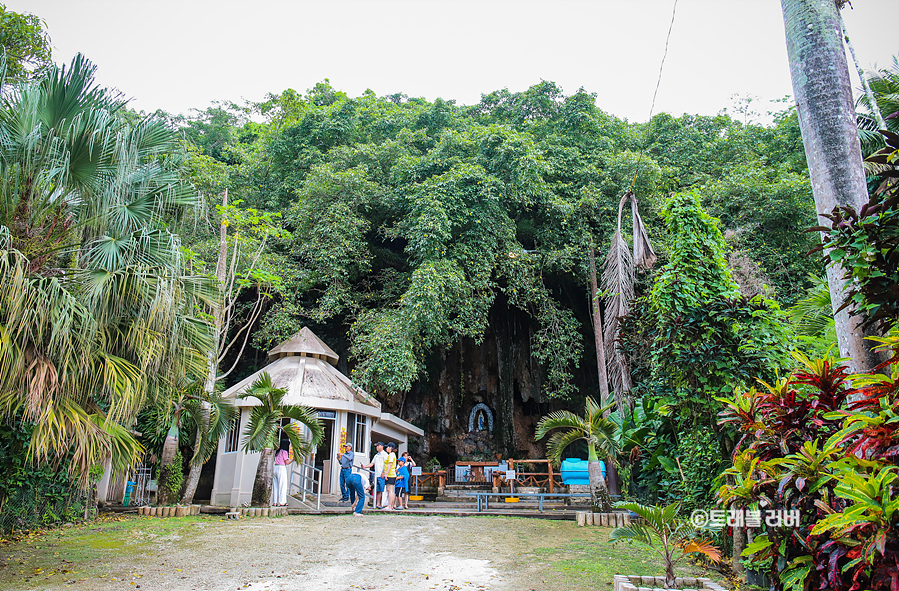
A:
411 467 422 476
505 470 516 480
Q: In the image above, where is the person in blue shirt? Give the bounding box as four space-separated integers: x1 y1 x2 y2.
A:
337 443 354 502
394 457 410 510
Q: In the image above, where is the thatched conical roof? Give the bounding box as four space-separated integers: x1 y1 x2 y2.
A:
267 327 339 365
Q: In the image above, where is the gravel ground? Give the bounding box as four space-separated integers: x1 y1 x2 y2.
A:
1 513 602 591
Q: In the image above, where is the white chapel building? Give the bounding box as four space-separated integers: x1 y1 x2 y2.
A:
210 327 423 507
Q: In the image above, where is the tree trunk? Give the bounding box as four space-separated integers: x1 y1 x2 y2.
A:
182 189 230 504
252 447 274 506
588 460 612 513
665 556 677 590
781 0 877 373
158 419 180 505
180 428 204 505
589 248 621 497
733 520 746 575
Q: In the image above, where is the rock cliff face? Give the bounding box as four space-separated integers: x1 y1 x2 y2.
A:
229 296 595 465
377 302 593 464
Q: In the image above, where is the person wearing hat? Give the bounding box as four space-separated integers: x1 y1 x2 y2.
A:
362 442 387 508
337 442 355 502
394 456 410 510
383 442 398 510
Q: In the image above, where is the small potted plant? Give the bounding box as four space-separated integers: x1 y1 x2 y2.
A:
740 554 772 588
738 533 774 589
609 501 724 591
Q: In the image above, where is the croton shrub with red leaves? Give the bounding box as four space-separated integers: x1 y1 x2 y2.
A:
716 340 899 591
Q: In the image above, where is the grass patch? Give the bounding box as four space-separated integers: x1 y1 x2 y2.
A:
526 528 722 590
0 514 217 589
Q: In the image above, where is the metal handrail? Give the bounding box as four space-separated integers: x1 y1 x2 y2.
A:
289 461 323 511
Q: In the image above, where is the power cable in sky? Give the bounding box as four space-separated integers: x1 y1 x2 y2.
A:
632 0 679 191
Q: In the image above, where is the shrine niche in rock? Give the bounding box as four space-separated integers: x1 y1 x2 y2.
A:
468 403 494 433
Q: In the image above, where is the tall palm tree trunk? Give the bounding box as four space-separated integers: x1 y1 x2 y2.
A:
182 190 230 504
252 447 275 506
781 0 877 372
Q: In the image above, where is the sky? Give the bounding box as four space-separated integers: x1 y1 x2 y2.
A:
8 0 899 123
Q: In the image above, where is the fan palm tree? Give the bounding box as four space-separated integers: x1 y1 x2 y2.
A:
535 396 619 511
239 372 324 506
154 380 237 505
610 501 721 589
0 53 216 487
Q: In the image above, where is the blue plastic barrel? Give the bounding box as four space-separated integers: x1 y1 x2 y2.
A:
560 458 606 484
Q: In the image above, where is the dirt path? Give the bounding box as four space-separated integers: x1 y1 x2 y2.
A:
0 513 723 591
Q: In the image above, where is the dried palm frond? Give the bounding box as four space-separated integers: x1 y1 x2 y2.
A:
601 192 656 411
603 230 633 409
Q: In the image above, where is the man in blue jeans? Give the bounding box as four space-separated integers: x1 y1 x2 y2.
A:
337 443 354 502
346 471 368 516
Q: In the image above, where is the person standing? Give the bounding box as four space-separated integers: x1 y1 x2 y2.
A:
401 452 417 499
272 441 293 506
383 442 398 511
337 443 354 502
394 456 410 510
362 442 387 508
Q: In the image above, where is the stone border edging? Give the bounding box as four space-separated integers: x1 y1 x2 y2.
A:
576 511 632 527
135 505 288 518
613 574 727 591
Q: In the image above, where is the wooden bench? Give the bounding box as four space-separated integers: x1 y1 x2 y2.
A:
466 492 622 512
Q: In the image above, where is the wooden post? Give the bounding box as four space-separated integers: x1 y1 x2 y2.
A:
547 461 554 494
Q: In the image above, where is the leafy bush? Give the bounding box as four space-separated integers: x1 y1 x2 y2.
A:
158 450 184 505
816 129 899 330
717 343 899 591
650 189 793 407
0 418 89 532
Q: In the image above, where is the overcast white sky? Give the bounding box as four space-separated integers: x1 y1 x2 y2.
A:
8 0 899 123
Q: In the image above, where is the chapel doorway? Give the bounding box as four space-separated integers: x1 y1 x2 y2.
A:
314 416 334 471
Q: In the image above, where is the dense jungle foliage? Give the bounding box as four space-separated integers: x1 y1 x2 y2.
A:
176 81 818 393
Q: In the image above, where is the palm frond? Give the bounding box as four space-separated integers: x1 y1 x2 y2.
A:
281 404 325 445
603 228 634 405
788 275 834 337
681 539 722 563
535 410 586 441
609 524 656 546
584 396 616 419
241 406 279 452
545 429 588 465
